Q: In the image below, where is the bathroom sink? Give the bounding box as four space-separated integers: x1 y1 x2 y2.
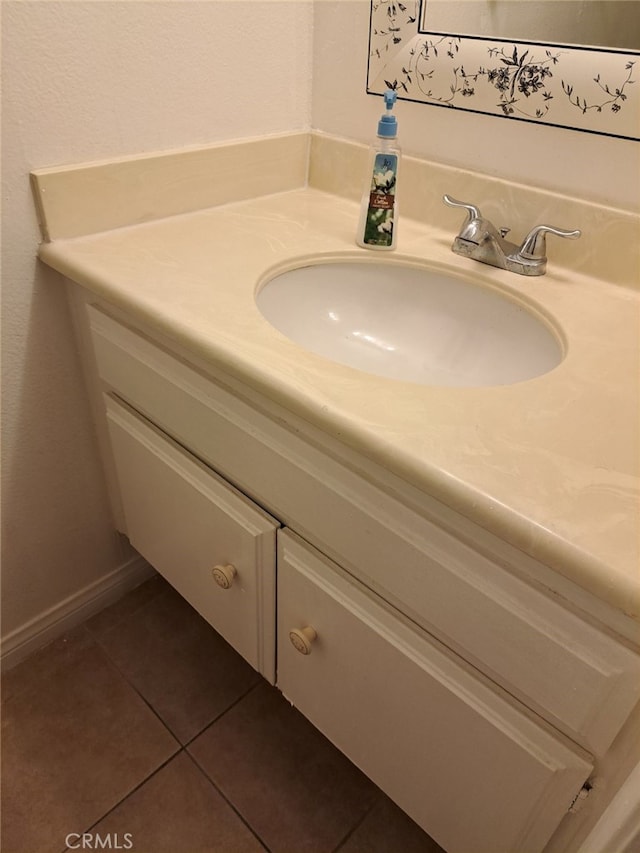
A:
255 261 563 387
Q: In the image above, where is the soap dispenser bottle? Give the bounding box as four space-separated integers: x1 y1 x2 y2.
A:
356 89 401 251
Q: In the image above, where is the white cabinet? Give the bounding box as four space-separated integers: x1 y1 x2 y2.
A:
85 303 640 755
70 294 640 853
104 395 278 683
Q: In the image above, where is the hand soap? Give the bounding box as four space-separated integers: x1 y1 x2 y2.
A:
356 90 401 251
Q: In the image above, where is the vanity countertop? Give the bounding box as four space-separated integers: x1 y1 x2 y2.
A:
38 186 640 621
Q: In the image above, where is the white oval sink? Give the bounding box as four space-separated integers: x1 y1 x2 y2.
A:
255 261 563 387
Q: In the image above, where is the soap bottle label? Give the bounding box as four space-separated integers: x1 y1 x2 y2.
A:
363 153 398 247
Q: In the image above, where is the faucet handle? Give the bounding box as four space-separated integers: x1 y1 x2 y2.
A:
443 195 482 223
519 224 581 260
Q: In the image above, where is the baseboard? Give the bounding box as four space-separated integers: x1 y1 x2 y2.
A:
0 555 156 671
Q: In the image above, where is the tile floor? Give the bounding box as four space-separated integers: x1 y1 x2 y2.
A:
2 575 445 853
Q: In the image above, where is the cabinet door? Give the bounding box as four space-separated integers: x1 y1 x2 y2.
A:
105 395 278 682
277 530 592 853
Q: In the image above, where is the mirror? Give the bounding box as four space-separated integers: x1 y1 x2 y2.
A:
367 0 639 139
424 2 640 52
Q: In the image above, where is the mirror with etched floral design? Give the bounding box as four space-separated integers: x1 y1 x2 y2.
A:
367 0 639 139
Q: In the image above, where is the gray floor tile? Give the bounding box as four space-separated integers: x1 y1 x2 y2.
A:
91 752 266 852
189 681 378 853
338 795 445 853
88 581 260 744
84 573 166 636
1 628 178 853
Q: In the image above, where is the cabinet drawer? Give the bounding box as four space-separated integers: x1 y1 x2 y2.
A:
87 304 640 754
104 395 278 682
277 530 591 853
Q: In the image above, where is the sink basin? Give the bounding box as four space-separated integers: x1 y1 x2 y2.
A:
256 261 563 387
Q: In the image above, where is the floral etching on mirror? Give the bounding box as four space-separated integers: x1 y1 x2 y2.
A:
368 0 639 139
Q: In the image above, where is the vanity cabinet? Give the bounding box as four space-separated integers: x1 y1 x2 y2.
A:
72 293 640 853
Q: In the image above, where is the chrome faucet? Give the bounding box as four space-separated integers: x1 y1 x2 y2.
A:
443 195 581 276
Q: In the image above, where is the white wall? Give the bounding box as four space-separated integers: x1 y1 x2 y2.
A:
311 0 638 210
1 0 313 650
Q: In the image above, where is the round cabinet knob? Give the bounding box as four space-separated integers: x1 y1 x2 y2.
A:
289 626 317 655
212 564 237 589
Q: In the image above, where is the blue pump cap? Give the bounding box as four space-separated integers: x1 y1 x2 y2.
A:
378 89 398 137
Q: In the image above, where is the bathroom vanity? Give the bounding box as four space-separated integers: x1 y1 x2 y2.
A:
33 133 640 853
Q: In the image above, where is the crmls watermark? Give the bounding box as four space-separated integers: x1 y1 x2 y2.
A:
64 833 133 850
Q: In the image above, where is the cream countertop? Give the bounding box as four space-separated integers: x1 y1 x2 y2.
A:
37 187 640 620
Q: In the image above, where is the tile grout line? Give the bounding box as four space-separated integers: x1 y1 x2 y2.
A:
184 677 379 853
331 795 382 853
78 585 276 851
46 587 382 853
85 624 184 742
185 730 274 853
57 749 182 853
76 625 270 853
84 585 259 746
56 679 268 853
181 679 263 749
80 615 261 848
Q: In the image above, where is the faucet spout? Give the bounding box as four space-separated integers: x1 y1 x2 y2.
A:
452 231 510 269
444 194 513 268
